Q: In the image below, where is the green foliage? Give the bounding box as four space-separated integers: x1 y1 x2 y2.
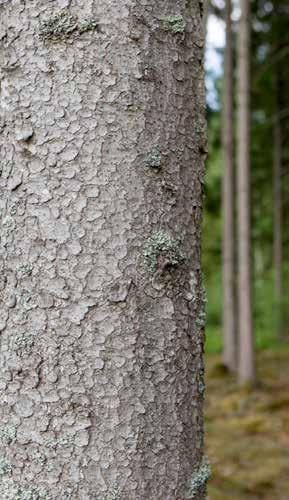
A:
203 0 289 350
143 231 185 273
163 15 186 34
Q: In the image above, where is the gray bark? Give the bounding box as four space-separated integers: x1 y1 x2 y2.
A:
236 0 255 383
0 1 206 499
222 0 237 372
202 0 209 39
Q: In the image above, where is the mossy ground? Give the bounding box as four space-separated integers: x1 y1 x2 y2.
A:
205 348 289 499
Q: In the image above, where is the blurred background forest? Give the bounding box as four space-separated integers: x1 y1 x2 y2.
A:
204 0 289 352
203 0 289 497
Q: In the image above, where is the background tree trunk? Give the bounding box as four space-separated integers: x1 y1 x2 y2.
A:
236 0 255 383
0 1 207 498
273 73 283 340
222 0 237 372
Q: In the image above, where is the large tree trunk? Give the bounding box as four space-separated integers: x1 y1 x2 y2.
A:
273 73 283 340
222 0 237 372
0 1 207 499
236 0 255 383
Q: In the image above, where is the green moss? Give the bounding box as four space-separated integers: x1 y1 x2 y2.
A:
39 11 98 41
163 15 186 34
143 231 185 273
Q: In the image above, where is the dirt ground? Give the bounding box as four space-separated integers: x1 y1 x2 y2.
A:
205 349 289 499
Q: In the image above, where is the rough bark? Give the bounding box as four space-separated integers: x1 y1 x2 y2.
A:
273 74 283 339
222 0 237 372
202 0 209 39
236 0 255 383
0 1 207 499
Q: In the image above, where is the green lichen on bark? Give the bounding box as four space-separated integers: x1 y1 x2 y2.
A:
163 15 186 34
188 456 211 498
0 479 50 500
98 488 121 500
14 333 35 353
17 263 33 276
196 285 207 328
0 425 16 445
143 231 185 273
78 18 99 33
145 149 162 169
39 11 98 41
0 459 12 476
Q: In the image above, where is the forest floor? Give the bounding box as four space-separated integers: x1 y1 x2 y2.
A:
205 348 289 499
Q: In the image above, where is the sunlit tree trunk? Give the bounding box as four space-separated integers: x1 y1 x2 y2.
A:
222 0 237 372
236 0 255 383
0 1 207 498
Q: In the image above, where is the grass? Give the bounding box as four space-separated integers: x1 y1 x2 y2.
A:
205 346 289 499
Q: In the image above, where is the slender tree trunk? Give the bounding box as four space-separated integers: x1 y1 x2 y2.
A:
0 1 207 498
222 0 237 371
236 0 255 383
273 74 283 340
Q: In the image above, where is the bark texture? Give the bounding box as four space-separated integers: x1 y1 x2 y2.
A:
236 0 255 383
0 1 206 499
222 0 237 372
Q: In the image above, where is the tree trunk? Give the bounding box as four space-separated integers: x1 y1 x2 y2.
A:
222 0 237 372
0 1 207 499
236 0 255 383
202 0 209 38
273 74 283 340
